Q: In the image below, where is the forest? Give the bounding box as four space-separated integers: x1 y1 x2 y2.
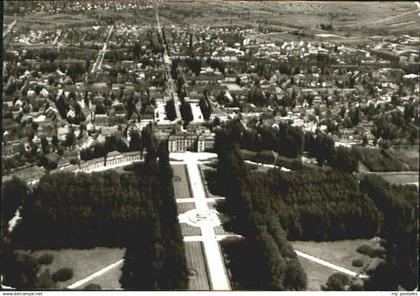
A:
3 143 188 290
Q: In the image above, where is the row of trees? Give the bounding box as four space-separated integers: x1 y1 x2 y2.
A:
79 124 156 162
165 99 177 121
214 135 307 290
180 99 193 127
199 96 212 121
2 178 28 225
80 134 130 161
119 143 188 290
219 119 359 172
360 176 417 291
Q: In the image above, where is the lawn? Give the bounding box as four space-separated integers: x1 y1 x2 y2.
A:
20 247 125 289
373 171 419 186
355 147 408 172
184 241 210 290
392 147 419 171
177 202 196 214
291 239 379 273
172 165 192 199
291 238 382 290
180 223 201 237
297 256 338 291
82 262 123 290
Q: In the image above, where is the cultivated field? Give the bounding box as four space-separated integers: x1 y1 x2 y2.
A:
184 241 210 290
18 12 96 30
20 247 125 289
158 1 418 36
172 165 192 199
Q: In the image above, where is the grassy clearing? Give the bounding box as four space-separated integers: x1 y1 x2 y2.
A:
82 263 123 290
291 239 383 290
355 147 409 172
172 165 192 199
392 147 419 171
372 172 419 186
297 256 336 291
20 247 125 289
184 241 210 290
291 239 380 275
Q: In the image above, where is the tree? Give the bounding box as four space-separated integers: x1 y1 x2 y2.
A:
64 130 76 147
361 175 418 291
321 273 350 291
199 96 212 120
52 135 59 147
180 100 193 126
255 233 287 290
52 268 73 282
2 252 40 289
2 178 28 223
330 146 359 173
129 131 142 151
283 259 308 291
37 254 54 265
35 269 56 289
165 99 177 121
41 137 50 154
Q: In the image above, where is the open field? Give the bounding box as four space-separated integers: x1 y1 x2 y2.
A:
292 239 380 274
18 12 96 30
369 171 419 186
392 147 419 171
20 247 125 289
355 147 413 172
291 239 384 290
298 256 338 291
172 165 192 199
11 1 417 41
158 1 418 36
82 263 122 290
184 241 210 290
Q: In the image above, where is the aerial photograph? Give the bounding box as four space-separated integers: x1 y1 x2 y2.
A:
1 0 418 292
